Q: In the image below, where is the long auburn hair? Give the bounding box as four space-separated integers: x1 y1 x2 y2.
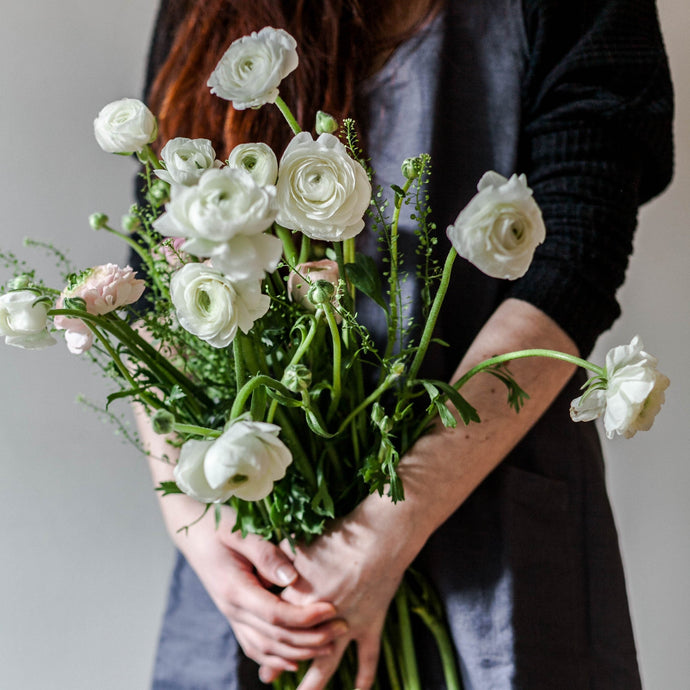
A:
148 0 443 157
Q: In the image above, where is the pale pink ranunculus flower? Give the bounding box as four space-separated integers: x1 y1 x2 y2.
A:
54 264 145 354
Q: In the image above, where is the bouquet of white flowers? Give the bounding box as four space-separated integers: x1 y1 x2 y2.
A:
0 26 669 690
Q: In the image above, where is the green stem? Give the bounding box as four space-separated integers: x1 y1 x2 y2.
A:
322 302 342 418
266 316 321 424
275 223 298 267
230 375 297 420
411 606 462 690
88 323 162 412
298 236 311 264
274 96 302 135
395 585 421 690
381 629 403 690
136 143 163 169
384 178 413 364
172 423 221 438
407 248 457 382
452 349 605 391
233 337 246 394
273 407 317 490
335 373 397 436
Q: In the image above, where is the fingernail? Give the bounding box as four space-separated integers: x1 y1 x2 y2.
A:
333 621 349 635
277 565 296 585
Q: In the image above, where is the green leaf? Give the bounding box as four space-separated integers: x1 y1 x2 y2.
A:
345 253 387 310
305 409 336 438
105 386 150 410
433 399 457 428
265 387 302 407
422 379 480 426
156 481 183 496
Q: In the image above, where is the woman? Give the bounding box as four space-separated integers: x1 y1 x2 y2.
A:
135 0 673 688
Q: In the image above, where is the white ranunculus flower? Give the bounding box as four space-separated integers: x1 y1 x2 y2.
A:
93 98 158 154
0 290 56 349
227 142 279 187
446 171 546 280
276 132 371 241
208 27 298 109
570 336 670 439
209 233 283 282
153 167 278 258
155 137 222 186
174 421 292 503
170 263 269 347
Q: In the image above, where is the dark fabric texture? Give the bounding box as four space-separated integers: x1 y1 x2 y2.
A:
138 0 674 688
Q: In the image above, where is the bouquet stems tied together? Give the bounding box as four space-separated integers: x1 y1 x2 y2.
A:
0 25 669 690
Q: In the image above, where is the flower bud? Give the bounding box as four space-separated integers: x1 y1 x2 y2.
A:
147 179 170 205
307 279 336 306
7 274 33 291
401 156 423 180
371 402 393 434
152 409 175 435
315 110 338 135
283 363 312 393
89 213 109 230
121 213 141 233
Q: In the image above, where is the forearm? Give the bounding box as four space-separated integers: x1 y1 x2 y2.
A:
357 297 580 566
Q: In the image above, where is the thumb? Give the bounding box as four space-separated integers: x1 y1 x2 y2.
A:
229 532 298 587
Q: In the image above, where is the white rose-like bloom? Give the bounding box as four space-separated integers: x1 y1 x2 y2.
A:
227 142 279 186
153 167 278 258
276 132 371 241
174 421 292 503
207 27 298 109
446 171 546 280
570 336 670 439
210 233 283 282
93 98 158 154
0 291 56 349
155 137 222 186
170 263 269 348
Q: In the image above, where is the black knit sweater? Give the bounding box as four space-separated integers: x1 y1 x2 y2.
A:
137 0 673 357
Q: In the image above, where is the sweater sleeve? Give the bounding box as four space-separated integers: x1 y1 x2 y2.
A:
507 0 673 356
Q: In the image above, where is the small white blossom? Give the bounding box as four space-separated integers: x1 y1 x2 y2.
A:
227 142 279 187
0 290 55 349
208 27 298 110
276 132 371 241
93 98 157 154
570 336 670 439
155 137 222 186
446 171 546 280
170 263 269 348
153 167 278 258
174 421 293 503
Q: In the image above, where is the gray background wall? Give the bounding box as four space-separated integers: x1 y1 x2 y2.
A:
0 1 687 688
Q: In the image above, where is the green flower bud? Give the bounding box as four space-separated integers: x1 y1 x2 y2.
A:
89 212 109 230
7 274 33 290
371 402 393 434
147 179 170 205
283 363 312 393
315 110 338 135
401 156 423 180
307 279 336 306
151 409 175 435
121 213 141 233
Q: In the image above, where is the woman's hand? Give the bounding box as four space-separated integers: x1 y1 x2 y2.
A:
260 494 423 690
133 403 349 678
172 502 350 676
